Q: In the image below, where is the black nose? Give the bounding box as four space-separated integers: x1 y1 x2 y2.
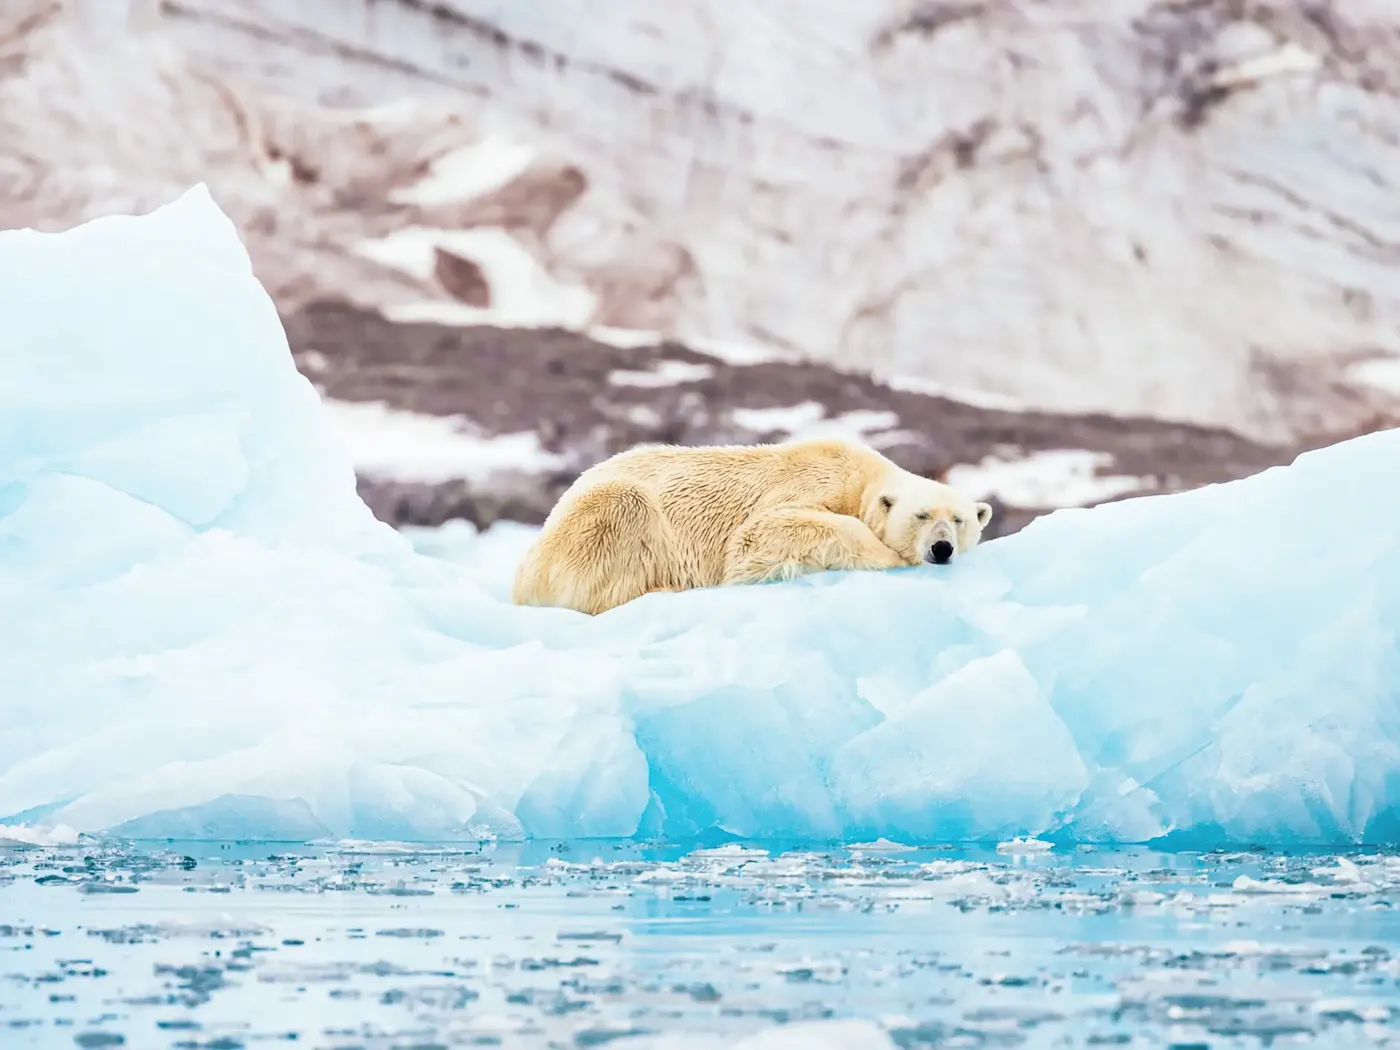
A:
928 540 954 565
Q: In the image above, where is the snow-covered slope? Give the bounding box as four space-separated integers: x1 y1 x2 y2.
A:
4 0 1400 441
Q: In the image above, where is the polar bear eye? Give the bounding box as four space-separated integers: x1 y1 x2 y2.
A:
953 516 964 526
914 512 930 521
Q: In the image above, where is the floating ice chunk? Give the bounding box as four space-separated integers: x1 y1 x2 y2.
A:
1311 856 1366 884
4 187 1400 849
997 836 1055 855
1231 874 1324 895
734 1020 897 1050
608 1024 898 1050
847 838 916 853
1117 889 1167 906
687 844 769 860
631 867 687 884
773 958 846 983
0 187 644 843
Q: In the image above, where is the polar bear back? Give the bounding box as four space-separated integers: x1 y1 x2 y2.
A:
513 438 944 614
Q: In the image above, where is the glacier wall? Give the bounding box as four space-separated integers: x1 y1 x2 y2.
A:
2 189 1399 847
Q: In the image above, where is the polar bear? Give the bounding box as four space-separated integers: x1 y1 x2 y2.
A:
511 438 993 616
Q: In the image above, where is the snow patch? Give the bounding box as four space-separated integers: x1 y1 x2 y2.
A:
323 399 564 483
948 450 1150 508
356 226 596 328
684 334 797 366
591 327 797 366
883 374 1029 412
731 403 922 448
608 360 717 387
588 326 666 350
730 402 827 433
390 138 537 207
0 823 80 847
402 520 542 603
1349 356 1400 397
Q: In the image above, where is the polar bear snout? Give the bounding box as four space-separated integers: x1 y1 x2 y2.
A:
917 517 959 565
927 540 955 565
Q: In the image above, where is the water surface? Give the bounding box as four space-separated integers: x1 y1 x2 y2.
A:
3 837 1398 1048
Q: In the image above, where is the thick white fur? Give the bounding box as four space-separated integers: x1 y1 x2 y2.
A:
511 438 993 615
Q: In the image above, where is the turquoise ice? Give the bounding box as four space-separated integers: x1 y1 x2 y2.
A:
1 188 1397 847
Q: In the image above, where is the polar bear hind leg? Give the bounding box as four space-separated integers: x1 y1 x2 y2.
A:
722 506 906 586
513 479 678 615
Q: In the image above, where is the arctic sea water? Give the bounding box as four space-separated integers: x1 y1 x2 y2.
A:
3 188 1400 1048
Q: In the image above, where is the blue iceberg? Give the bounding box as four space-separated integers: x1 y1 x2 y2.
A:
2 188 1398 848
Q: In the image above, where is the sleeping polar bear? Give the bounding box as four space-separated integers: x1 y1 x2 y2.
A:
512 437 993 615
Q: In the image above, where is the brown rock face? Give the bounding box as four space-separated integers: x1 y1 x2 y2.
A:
5 1 1400 449
433 248 492 308
283 300 1307 538
5 0 1393 544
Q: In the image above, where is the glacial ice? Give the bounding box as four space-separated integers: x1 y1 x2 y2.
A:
2 186 1399 848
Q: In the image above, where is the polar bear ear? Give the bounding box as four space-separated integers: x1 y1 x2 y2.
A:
976 502 993 527
879 494 896 512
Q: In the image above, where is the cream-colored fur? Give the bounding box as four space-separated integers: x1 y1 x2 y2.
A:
511 438 994 615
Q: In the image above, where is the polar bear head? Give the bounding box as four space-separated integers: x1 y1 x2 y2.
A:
864 473 993 566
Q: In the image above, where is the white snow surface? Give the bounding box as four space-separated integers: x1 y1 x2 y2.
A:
948 451 1151 510
355 226 598 328
402 520 541 605
4 189 1400 848
322 400 565 484
0 823 79 847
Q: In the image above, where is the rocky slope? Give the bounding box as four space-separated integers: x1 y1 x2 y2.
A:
3 0 1399 446
284 300 1299 540
0 0 1392 540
